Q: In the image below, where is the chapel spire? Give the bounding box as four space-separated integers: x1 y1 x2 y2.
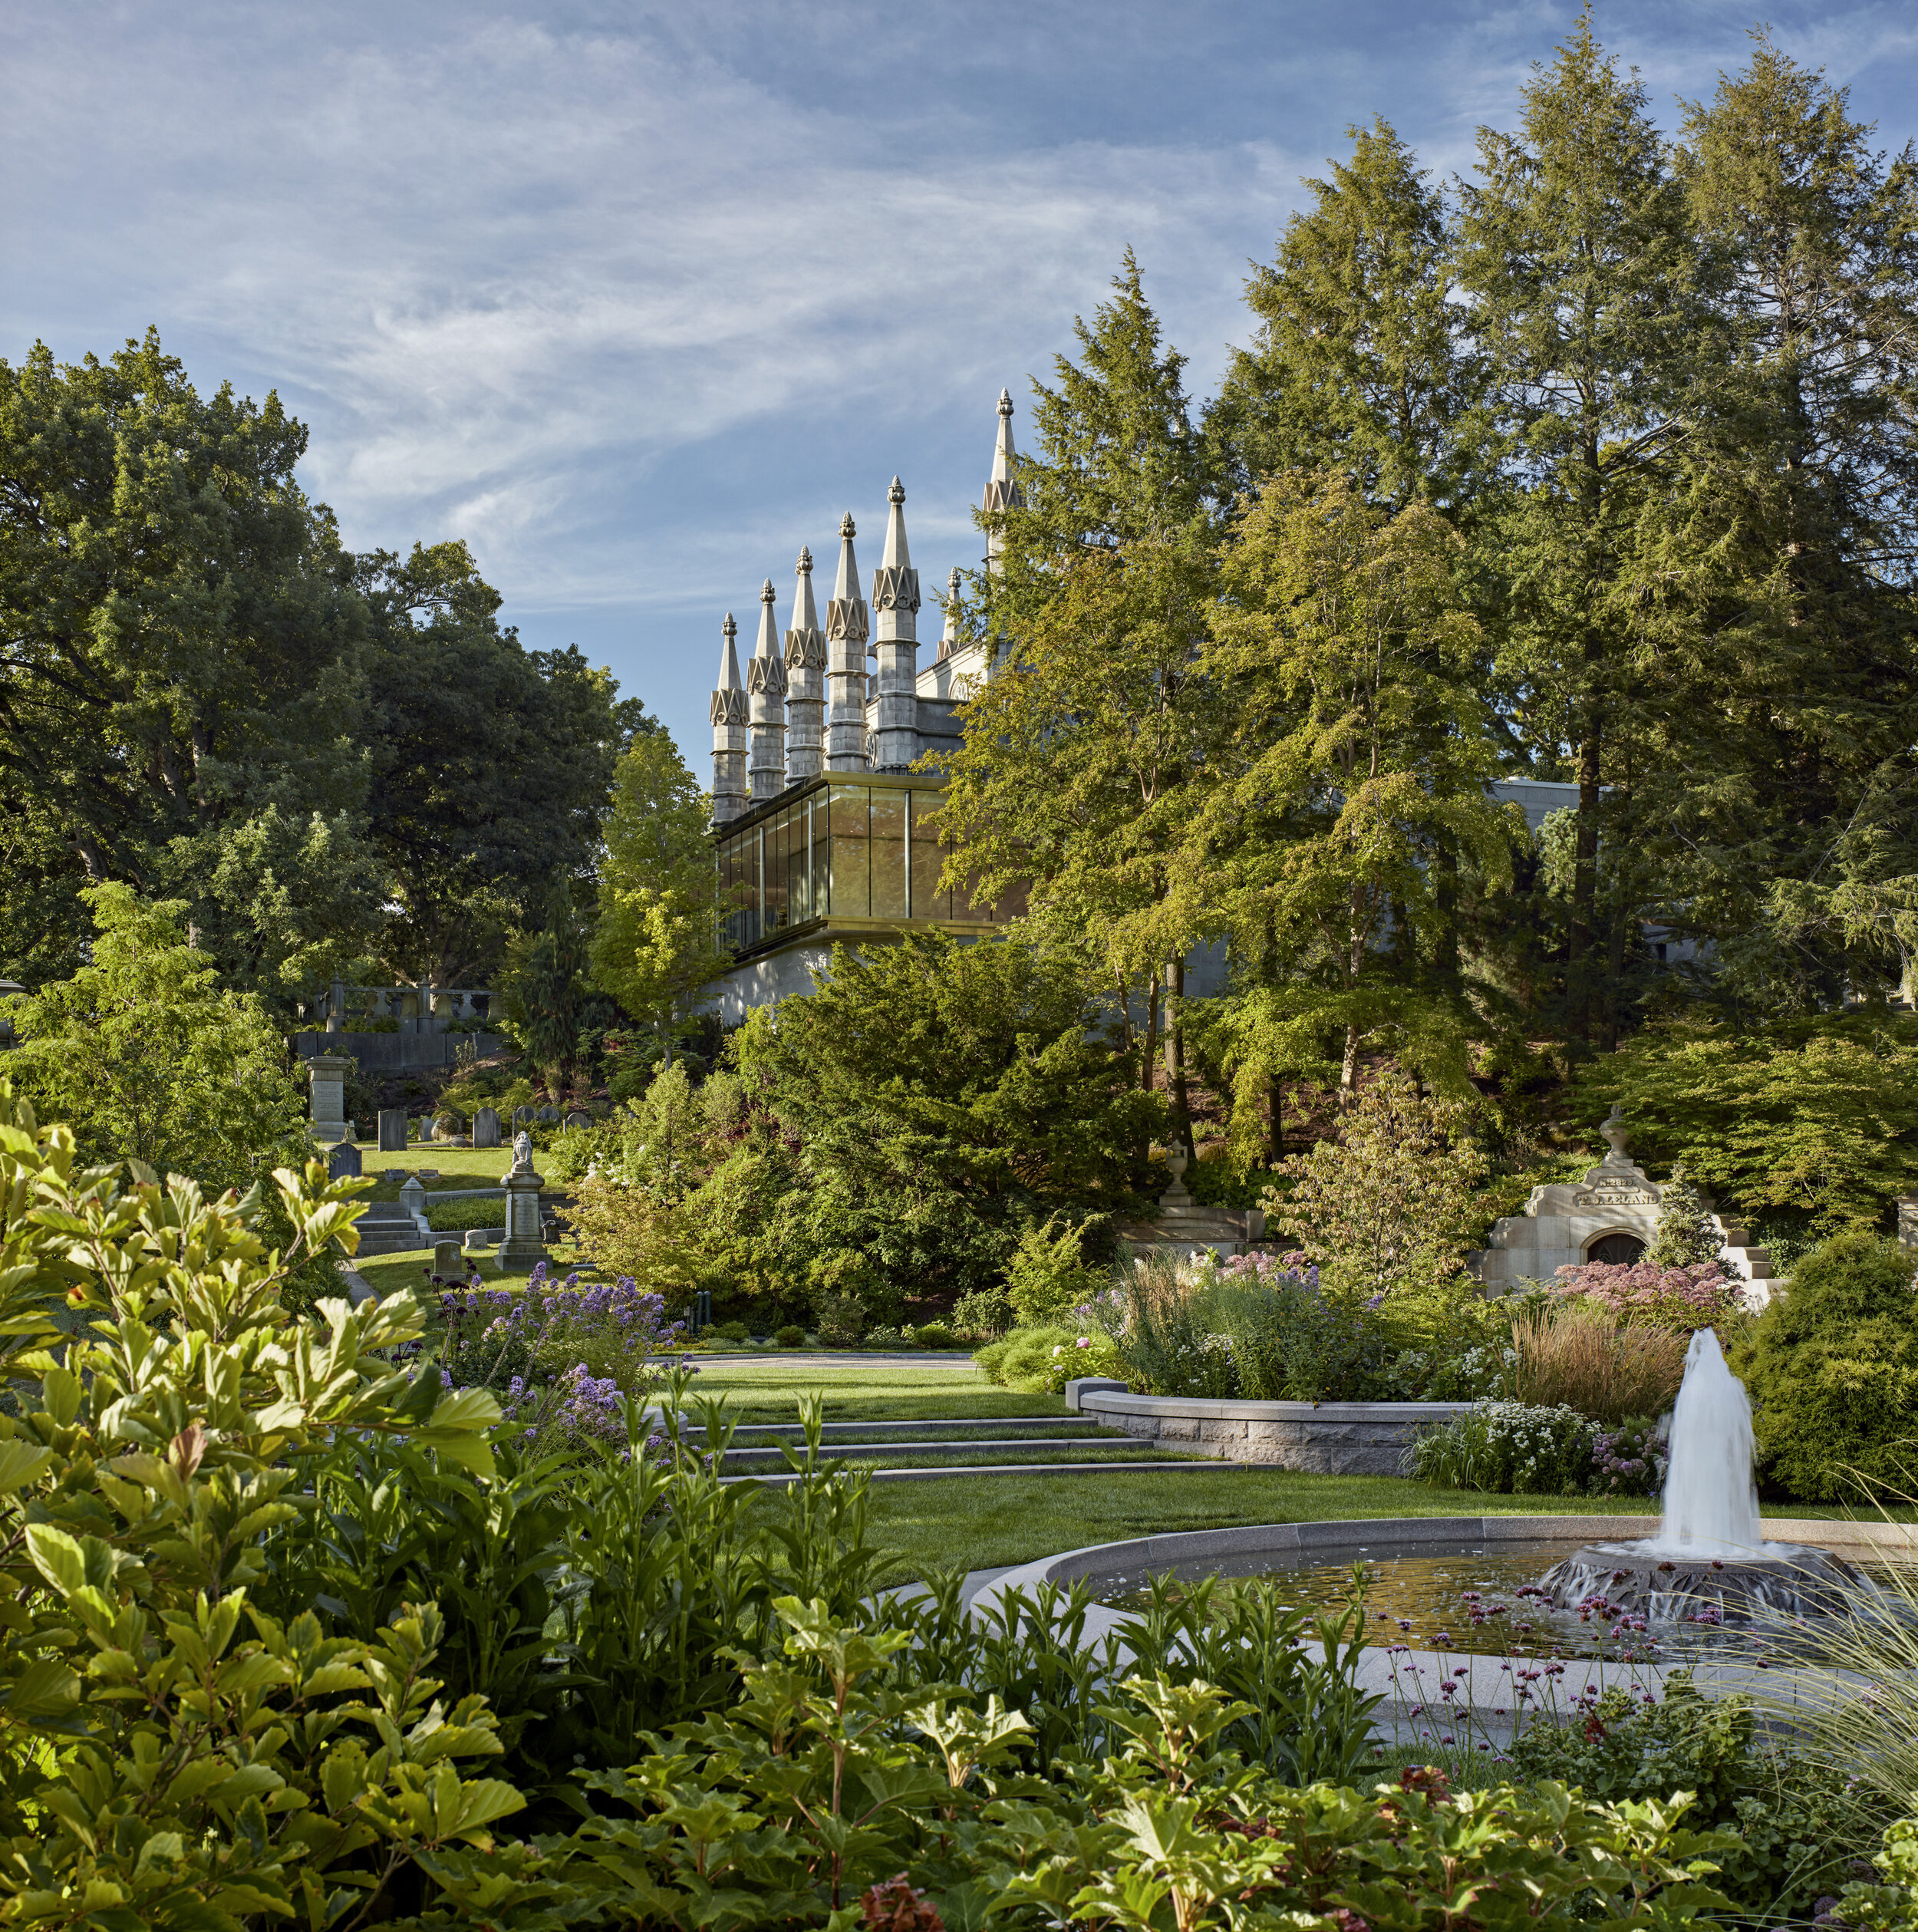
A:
746 576 788 802
937 566 962 664
709 612 748 824
869 476 922 772
825 513 869 772
982 386 1023 570
783 544 826 782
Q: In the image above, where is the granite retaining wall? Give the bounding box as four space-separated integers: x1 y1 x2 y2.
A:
1065 1383 1472 1476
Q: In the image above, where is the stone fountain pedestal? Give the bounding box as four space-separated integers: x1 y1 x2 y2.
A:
1538 1542 1861 1620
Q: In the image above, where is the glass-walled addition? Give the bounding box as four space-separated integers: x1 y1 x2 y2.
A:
714 783 1023 953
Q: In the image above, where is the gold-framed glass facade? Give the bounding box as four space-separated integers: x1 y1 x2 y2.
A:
713 781 1020 954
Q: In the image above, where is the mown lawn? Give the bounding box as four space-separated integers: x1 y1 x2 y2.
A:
852 1473 1886 1581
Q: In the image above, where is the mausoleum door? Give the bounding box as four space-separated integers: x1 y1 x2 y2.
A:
1585 1232 1646 1266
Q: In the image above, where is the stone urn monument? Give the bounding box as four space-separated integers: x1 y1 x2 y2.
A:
495 1130 549 1274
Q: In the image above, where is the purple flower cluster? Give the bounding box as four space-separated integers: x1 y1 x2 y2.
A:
437 1272 687 1406
1220 1249 1319 1294
1553 1258 1741 1324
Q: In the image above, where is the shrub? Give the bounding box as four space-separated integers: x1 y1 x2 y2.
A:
1590 1416 1668 1497
1553 1257 1744 1332
913 1321 957 1349
1409 1401 1597 1493
426 1193 507 1231
713 1318 750 1343
1005 1212 1109 1324
814 1288 866 1347
1510 1300 1686 1423
774 1322 806 1347
438 1271 684 1396
974 1324 1076 1391
1732 1229 1918 1499
952 1284 1013 1338
1646 1162 1722 1268
1506 1677 1862 1917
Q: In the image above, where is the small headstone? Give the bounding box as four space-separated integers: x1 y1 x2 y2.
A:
464 1228 498 1251
512 1106 534 1126
377 1108 408 1152
473 1106 502 1147
400 1175 427 1225
433 1113 459 1142
537 1106 560 1123
432 1238 463 1278
565 1109 591 1129
327 1142 363 1180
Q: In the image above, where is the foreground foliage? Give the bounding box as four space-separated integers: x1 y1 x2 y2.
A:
3 1080 1907 1927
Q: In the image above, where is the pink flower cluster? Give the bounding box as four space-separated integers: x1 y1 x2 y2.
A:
1553 1259 1741 1324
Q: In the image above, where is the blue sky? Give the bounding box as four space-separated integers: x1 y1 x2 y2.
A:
5 1 1916 767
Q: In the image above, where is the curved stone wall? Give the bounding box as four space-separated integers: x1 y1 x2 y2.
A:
1066 1383 1471 1475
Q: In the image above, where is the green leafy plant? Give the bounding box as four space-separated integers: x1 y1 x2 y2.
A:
1732 1230 1918 1499
1005 1212 1109 1324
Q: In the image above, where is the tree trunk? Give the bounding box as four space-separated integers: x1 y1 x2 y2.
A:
1140 973 1160 1097
1568 705 1603 1040
1164 957 1193 1159
1267 1068 1284 1164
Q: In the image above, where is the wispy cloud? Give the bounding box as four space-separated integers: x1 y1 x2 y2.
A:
5 1 1915 755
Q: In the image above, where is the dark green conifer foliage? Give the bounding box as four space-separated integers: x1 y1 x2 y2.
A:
1458 12 1705 1041
1640 40 1918 1009
944 253 1221 1149
1211 118 1481 513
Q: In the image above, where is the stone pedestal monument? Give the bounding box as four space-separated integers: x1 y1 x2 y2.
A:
1142 1152 1246 1252
496 1131 549 1274
305 1054 357 1146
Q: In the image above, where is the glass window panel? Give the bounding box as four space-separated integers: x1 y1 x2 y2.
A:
786 803 809 922
829 783 870 918
811 793 830 917
870 787 908 918
954 860 994 923
991 875 1030 922
764 808 788 935
908 791 947 920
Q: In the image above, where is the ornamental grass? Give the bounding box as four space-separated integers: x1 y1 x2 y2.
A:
1509 1298 1686 1425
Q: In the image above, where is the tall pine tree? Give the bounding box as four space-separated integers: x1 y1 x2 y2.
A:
1458 12 1705 1043
938 253 1220 1149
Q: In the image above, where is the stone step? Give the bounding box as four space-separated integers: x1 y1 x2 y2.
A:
724 1459 1256 1486
717 1436 1145 1469
677 1416 1094 1441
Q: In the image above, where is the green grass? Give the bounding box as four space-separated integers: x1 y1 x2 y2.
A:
344 1246 591 1298
854 1472 1876 1582
674 1357 1063 1425
347 1145 519 1200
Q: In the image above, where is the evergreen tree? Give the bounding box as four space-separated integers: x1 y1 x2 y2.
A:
941 254 1221 1147
1189 473 1514 1105
1457 12 1705 1042
1640 40 1918 1009
1212 119 1481 513
1647 1161 1722 1269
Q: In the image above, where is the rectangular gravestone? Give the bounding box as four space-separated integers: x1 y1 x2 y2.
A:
377 1109 408 1152
328 1142 363 1180
473 1106 502 1147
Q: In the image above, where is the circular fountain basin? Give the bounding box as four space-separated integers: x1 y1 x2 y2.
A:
967 1515 1918 1744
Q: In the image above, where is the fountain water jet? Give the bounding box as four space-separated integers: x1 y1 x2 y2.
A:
1537 1325 1858 1620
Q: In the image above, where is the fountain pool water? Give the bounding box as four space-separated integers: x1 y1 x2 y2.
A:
1537 1327 1860 1619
